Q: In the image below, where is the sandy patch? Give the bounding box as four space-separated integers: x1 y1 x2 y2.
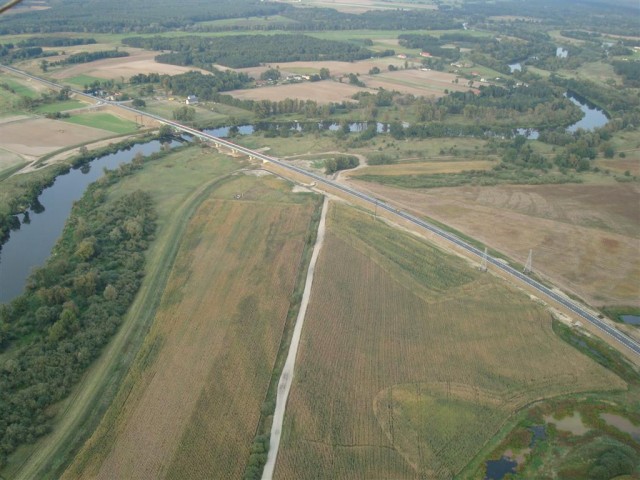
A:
51 50 210 81
228 80 368 103
0 117 111 157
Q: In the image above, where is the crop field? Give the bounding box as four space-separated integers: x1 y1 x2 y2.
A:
0 117 113 157
64 171 318 479
273 203 624 479
34 99 87 113
347 179 640 307
63 112 139 134
363 69 476 98
347 160 496 177
229 80 368 104
50 50 210 81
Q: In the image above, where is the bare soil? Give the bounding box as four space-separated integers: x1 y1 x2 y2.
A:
51 49 210 81
364 69 479 97
0 117 112 158
228 80 368 104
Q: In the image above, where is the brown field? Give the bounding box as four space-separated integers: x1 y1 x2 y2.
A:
347 180 640 307
0 117 113 158
274 203 623 479
348 160 496 177
64 174 316 479
239 58 407 79
51 49 209 81
294 0 438 13
363 69 478 97
228 80 368 103
595 156 640 176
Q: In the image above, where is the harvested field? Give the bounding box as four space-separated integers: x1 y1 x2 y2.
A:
64 174 317 480
363 69 478 97
228 80 368 104
348 160 496 177
51 49 209 81
238 58 407 79
0 117 113 158
347 180 640 307
299 0 437 13
274 203 624 479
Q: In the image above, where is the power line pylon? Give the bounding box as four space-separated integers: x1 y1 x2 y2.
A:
480 247 488 272
523 249 533 274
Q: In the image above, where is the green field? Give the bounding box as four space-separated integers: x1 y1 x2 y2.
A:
35 99 86 113
63 112 139 133
63 74 108 87
274 203 623 479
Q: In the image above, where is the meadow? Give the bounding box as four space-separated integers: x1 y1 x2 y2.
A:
63 164 319 479
273 203 624 479
63 112 139 134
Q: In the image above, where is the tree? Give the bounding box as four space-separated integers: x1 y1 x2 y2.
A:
319 67 330 80
40 60 48 72
132 98 146 108
158 124 173 140
259 68 281 81
172 106 196 122
368 66 380 75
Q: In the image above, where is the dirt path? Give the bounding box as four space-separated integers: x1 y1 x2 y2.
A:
262 196 329 480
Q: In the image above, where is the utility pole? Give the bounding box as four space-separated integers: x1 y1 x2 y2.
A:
480 247 488 272
523 249 533 274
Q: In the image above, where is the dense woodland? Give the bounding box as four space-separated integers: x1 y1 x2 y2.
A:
123 34 389 69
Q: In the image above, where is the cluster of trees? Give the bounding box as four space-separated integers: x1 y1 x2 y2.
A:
0 176 156 468
324 155 358 174
16 37 96 47
161 70 250 99
59 49 129 65
612 61 640 88
0 0 286 34
0 45 54 64
397 34 461 62
123 34 388 69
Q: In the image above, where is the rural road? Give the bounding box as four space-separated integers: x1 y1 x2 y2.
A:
262 197 328 480
3 63 639 360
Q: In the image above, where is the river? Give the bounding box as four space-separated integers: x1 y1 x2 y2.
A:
0 139 180 303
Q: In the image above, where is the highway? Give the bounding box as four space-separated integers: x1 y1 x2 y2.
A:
3 63 639 358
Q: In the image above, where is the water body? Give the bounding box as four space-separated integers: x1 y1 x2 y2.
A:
600 413 640 442
566 92 609 133
0 139 181 304
621 315 640 325
544 411 590 435
508 62 522 73
485 456 517 480
556 47 569 58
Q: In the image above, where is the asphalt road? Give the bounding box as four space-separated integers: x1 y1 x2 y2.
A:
3 64 638 357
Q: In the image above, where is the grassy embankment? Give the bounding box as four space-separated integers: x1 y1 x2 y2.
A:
4 145 241 479
274 203 625 479
62 164 319 479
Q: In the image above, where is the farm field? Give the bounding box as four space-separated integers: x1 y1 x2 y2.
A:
49 49 210 81
346 179 640 307
274 203 625 479
346 160 496 177
228 80 368 104
363 69 476 98
0 117 115 158
63 112 139 134
64 171 319 480
34 99 87 113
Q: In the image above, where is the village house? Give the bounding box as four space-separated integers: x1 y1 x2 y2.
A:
186 95 199 105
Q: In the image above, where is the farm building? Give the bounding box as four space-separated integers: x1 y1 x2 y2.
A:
186 95 199 105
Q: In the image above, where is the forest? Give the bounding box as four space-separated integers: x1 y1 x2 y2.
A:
122 34 388 69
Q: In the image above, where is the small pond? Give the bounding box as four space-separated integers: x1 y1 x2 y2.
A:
508 62 522 73
556 47 569 58
544 411 590 435
566 92 609 133
620 315 640 326
485 456 517 480
600 413 640 442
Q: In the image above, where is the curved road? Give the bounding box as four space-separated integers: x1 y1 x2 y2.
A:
3 64 638 358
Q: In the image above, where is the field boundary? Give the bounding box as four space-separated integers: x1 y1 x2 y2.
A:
262 196 328 480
